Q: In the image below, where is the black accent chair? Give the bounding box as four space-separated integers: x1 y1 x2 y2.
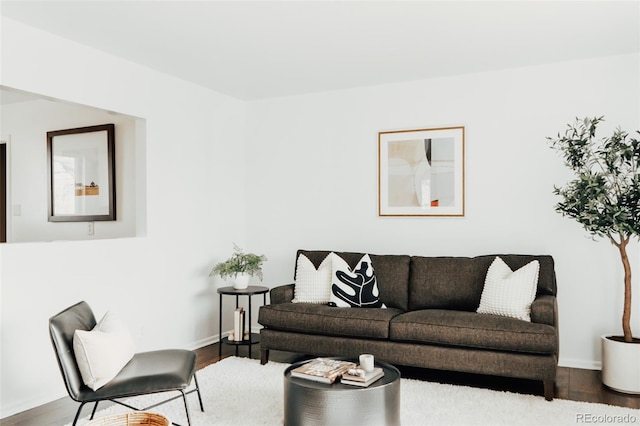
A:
49 301 204 426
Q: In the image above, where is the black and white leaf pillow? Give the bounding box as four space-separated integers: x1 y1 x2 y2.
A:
329 253 386 308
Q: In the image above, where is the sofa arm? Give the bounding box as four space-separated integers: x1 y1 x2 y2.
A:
530 295 557 326
270 284 295 304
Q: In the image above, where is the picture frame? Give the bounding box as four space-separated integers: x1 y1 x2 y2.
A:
378 126 465 216
47 124 116 222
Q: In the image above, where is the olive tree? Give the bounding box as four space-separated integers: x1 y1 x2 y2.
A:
548 117 640 343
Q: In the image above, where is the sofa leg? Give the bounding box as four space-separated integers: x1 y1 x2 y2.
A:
543 380 555 401
260 349 269 365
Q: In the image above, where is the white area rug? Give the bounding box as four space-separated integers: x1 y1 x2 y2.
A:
73 356 638 426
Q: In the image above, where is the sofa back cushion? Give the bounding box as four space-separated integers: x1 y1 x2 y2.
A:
408 254 556 312
409 257 483 311
296 250 410 311
488 255 556 296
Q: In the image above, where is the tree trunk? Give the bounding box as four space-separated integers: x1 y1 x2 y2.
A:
614 236 633 343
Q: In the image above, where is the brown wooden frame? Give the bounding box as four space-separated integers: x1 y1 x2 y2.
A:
47 124 116 222
378 126 465 216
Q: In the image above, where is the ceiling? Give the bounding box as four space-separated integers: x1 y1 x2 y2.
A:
0 87 44 105
1 1 639 100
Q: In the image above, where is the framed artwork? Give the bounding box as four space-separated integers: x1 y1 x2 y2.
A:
47 124 116 222
378 126 465 216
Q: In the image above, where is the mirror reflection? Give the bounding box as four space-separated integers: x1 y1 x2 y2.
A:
0 86 145 243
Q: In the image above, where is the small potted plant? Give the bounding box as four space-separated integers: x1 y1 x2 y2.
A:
548 116 640 393
210 244 267 289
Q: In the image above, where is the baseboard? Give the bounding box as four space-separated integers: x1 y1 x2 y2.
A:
189 334 221 351
190 326 262 350
1 389 67 420
558 357 601 371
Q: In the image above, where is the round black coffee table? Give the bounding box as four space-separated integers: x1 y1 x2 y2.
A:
283 358 401 426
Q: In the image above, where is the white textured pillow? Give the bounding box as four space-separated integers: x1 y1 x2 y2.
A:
329 253 386 308
292 253 333 304
73 311 136 390
477 257 540 321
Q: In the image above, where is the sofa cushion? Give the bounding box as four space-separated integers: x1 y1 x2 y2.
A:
409 257 485 311
476 254 557 296
329 253 385 308
408 254 557 311
258 303 404 339
369 254 410 311
390 309 557 354
292 253 333 304
477 257 539 321
296 250 410 311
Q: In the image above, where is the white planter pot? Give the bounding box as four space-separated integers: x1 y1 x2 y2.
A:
232 273 251 290
601 334 640 394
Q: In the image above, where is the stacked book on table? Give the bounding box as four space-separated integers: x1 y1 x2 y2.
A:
290 358 385 387
229 307 245 342
341 367 385 387
290 358 356 384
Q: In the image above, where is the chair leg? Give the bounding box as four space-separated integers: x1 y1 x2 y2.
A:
193 373 204 412
181 390 192 426
72 402 88 426
90 401 100 419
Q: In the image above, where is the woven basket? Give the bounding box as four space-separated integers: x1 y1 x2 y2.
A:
86 412 170 426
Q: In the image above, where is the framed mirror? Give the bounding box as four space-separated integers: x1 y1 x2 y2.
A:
47 124 116 222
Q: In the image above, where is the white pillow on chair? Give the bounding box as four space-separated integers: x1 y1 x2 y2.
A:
73 311 136 390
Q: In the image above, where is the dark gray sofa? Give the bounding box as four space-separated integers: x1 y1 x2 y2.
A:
258 250 559 400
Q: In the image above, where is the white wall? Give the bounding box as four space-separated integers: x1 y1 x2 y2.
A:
0 17 247 416
2 14 639 419
1 98 140 242
244 53 640 370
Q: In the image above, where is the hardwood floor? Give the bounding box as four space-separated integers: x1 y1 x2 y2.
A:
3 342 638 425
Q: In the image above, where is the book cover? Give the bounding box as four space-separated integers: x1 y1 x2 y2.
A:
290 358 356 384
233 307 244 342
341 367 384 387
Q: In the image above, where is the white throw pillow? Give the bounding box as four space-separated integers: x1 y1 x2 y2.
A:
292 253 333 304
477 257 540 321
73 311 136 391
329 253 386 308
